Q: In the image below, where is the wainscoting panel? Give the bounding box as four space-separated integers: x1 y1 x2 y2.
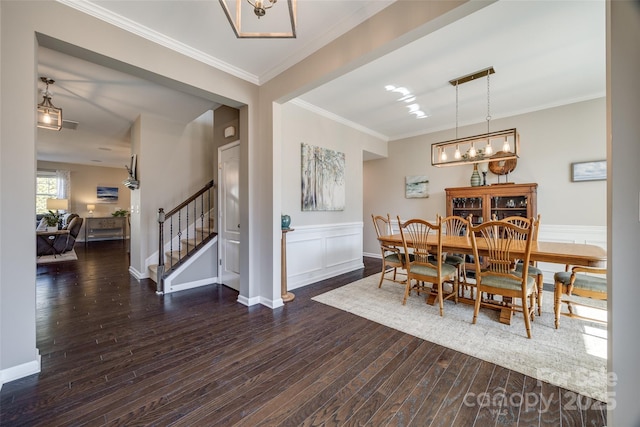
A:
287 237 324 277
286 222 364 290
326 232 362 268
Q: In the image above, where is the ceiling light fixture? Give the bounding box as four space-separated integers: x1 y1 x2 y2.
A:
219 0 297 38
431 67 519 167
37 77 63 131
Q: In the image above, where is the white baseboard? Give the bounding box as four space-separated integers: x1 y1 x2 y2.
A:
237 295 261 306
166 278 218 294
0 351 41 389
259 297 284 309
129 265 147 280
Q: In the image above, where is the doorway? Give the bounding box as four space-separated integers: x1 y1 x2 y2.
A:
218 141 240 291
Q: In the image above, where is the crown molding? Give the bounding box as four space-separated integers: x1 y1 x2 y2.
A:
290 99 388 142
56 0 259 85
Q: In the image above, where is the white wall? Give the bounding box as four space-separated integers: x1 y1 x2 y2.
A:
279 102 386 288
129 111 215 278
281 102 385 227
363 98 606 256
608 1 640 425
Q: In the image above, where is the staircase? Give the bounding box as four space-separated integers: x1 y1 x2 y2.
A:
148 217 216 275
148 180 217 294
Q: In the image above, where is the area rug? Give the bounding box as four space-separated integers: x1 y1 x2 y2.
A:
37 249 78 264
312 275 607 402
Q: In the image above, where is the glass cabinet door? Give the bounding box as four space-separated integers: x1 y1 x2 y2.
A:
491 195 528 220
451 197 483 224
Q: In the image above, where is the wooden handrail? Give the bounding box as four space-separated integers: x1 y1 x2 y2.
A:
164 180 215 218
156 179 216 294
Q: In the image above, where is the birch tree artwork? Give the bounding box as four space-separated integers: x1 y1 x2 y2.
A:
301 143 345 211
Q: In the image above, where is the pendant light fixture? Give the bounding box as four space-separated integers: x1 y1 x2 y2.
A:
220 0 297 38
431 67 519 167
37 77 63 131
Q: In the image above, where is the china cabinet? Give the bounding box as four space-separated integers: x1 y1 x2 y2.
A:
445 183 538 225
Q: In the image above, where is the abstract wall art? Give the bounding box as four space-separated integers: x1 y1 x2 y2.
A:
301 143 345 211
405 175 429 198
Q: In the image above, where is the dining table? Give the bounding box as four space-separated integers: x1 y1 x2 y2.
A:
377 233 607 324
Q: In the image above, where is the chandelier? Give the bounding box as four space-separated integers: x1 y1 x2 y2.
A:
219 0 297 38
431 67 519 167
37 77 63 131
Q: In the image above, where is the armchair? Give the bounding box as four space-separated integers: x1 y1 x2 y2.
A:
37 217 83 257
469 220 536 338
398 216 458 315
553 265 607 329
438 214 471 297
371 214 406 288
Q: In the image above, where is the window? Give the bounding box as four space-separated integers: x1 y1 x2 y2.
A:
36 170 70 214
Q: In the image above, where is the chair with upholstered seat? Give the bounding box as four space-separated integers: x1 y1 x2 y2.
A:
398 216 458 316
438 214 471 298
553 265 607 329
500 214 544 316
372 214 406 288
469 220 536 338
52 217 83 254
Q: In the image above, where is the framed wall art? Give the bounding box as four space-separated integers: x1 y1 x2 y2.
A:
301 143 345 211
405 175 429 198
97 185 119 202
571 160 606 182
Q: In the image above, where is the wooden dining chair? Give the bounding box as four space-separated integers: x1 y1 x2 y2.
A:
371 214 406 288
500 214 544 316
398 216 458 316
553 265 607 329
469 220 536 338
438 214 471 298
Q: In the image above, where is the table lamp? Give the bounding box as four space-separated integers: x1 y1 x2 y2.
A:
87 204 95 217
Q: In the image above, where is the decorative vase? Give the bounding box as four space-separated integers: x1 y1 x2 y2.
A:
470 164 482 187
281 214 291 229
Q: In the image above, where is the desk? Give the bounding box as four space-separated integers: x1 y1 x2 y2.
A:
378 233 607 323
37 229 70 256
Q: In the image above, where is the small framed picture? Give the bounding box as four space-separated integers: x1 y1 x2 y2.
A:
97 186 119 202
571 160 606 182
405 175 429 198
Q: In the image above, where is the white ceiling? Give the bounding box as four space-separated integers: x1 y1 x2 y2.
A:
37 0 605 168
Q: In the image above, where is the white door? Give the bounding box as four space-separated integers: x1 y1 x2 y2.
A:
218 141 240 291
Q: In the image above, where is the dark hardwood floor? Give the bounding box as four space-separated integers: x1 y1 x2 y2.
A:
1 241 605 426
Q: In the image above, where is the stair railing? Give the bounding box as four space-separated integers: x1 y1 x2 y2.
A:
156 179 216 294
